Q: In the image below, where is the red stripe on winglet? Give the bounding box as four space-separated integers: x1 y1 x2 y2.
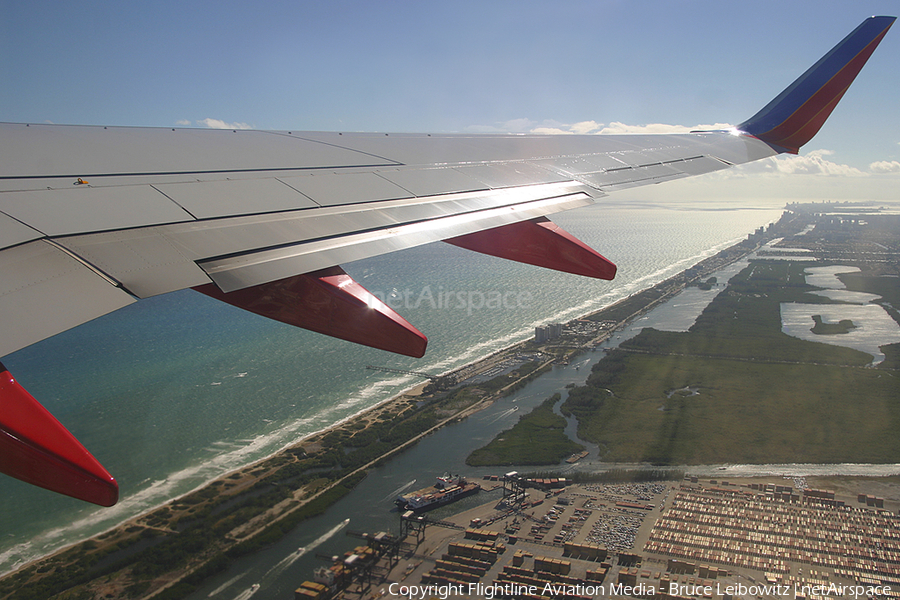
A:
757 26 891 152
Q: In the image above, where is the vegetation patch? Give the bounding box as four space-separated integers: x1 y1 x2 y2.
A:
466 394 583 466
524 468 684 484
696 276 718 290
810 315 857 335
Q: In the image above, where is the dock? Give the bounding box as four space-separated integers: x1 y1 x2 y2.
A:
294 475 900 599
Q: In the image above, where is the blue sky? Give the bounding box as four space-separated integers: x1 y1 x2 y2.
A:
2 0 899 201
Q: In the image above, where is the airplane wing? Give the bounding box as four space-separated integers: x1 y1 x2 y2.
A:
0 16 894 506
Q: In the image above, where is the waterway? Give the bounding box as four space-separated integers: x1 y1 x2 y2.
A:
189 239 900 600
780 265 900 364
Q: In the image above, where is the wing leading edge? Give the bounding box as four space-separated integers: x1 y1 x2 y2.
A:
0 17 893 505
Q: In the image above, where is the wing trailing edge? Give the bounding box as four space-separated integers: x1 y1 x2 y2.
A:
738 16 896 153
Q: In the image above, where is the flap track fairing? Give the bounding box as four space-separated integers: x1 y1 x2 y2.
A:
0 363 118 506
445 217 617 280
194 266 428 358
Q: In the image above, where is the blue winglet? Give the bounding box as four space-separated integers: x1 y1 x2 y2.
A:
739 16 895 153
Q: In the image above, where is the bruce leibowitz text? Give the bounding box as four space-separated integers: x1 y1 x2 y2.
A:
387 581 892 599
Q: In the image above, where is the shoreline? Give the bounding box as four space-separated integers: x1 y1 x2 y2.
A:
2 228 761 577
0 222 782 594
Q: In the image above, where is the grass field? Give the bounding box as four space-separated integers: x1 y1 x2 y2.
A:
563 350 899 463
466 393 584 466
560 260 900 465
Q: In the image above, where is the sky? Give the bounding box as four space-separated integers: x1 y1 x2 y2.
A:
2 0 899 205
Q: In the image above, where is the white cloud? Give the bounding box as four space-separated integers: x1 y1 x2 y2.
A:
767 150 865 177
481 120 722 135
471 118 898 181
596 122 733 135
618 163 900 209
569 120 604 135
500 118 536 132
468 117 741 136
870 160 900 174
466 118 596 134
175 119 191 126
464 118 538 133
700 151 865 182
197 118 253 130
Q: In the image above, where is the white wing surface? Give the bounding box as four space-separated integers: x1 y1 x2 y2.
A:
0 126 771 357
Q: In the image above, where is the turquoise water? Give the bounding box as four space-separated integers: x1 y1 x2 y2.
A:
0 200 783 574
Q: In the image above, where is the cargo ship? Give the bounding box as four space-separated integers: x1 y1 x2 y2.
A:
395 474 481 512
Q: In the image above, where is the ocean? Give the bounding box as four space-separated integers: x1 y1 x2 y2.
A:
0 197 785 575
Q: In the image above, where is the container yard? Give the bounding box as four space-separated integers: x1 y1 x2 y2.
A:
293 476 900 599
645 481 900 596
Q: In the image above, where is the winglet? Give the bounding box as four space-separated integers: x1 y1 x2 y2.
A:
738 16 896 153
0 363 119 506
